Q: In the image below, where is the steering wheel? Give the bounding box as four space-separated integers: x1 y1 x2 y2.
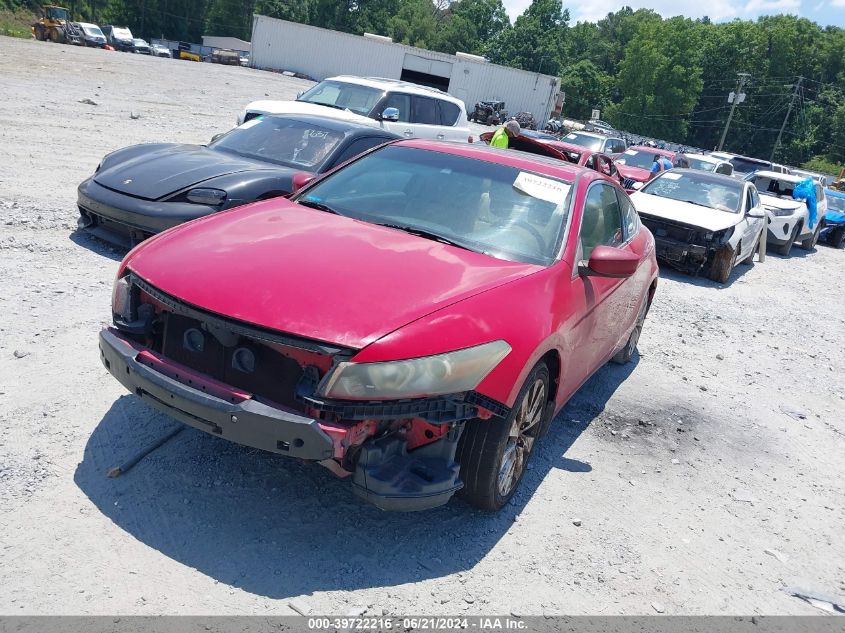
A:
511 220 546 253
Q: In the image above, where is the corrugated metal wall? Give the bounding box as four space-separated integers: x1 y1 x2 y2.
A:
251 15 560 122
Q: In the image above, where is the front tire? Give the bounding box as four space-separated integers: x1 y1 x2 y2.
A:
708 245 737 283
827 226 845 248
800 222 821 250
457 363 550 511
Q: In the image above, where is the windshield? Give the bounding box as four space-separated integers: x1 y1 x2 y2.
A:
211 117 344 169
112 27 132 39
82 25 104 37
297 80 383 117
730 157 770 175
641 171 743 213
748 175 797 199
616 149 659 170
686 157 717 172
295 145 572 266
562 132 602 151
827 195 845 212
133 39 147 45
47 7 70 20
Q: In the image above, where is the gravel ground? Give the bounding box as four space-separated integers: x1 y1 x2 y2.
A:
1 36 844 617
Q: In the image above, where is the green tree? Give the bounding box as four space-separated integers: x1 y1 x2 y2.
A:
559 60 609 120
608 16 704 139
485 0 568 75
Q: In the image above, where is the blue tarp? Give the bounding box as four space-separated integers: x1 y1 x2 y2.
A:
792 178 817 229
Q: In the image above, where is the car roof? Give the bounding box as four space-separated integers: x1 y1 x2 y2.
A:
826 188 845 199
654 168 744 187
749 170 806 183
325 75 463 105
398 139 587 183
682 152 721 163
564 130 607 139
77 22 99 28
260 113 399 137
627 145 675 157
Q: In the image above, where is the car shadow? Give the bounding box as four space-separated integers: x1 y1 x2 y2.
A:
69 229 127 262
73 357 637 598
657 260 753 288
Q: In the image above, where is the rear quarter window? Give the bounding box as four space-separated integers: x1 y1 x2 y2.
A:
438 100 461 126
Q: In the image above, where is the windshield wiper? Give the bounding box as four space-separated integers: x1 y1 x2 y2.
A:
301 100 346 111
298 199 341 215
683 199 712 208
375 223 475 251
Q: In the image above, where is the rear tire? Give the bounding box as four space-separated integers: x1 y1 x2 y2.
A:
775 224 798 256
612 296 648 365
828 226 845 248
800 222 821 250
457 363 550 511
708 245 737 283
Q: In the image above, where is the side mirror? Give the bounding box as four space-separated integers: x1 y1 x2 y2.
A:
380 107 400 122
631 181 644 191
296 91 304 99
578 245 639 278
747 207 765 218
291 171 315 193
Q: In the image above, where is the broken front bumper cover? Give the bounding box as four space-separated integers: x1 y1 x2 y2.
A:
99 327 335 460
652 237 709 273
99 327 487 511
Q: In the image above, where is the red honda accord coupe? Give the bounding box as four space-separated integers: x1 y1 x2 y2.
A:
99 140 659 511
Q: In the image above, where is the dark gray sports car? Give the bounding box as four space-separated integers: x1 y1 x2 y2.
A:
77 114 399 246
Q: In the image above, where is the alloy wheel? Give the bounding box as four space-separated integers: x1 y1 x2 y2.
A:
497 378 546 497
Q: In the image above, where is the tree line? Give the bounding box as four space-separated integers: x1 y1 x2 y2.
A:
6 0 845 170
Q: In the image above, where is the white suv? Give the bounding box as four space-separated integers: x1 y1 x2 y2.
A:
745 171 828 254
237 76 473 143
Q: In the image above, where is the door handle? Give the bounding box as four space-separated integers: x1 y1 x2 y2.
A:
436 133 445 140
404 129 413 137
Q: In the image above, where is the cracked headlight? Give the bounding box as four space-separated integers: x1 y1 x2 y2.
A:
111 275 134 321
319 341 512 400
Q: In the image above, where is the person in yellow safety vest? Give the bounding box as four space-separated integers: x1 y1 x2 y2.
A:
490 120 521 148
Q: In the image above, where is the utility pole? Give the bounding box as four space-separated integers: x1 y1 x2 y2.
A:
770 76 803 162
717 72 751 152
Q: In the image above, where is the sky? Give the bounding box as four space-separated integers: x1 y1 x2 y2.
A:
502 0 845 28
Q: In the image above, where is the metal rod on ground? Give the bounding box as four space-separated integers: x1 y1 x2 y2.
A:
717 72 751 152
759 224 767 263
107 426 184 478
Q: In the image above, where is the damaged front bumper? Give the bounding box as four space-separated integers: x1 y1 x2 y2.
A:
99 327 336 460
651 236 710 274
99 325 501 511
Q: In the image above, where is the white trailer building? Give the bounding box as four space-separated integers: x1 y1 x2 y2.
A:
250 15 561 122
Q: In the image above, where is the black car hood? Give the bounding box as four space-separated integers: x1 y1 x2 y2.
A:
94 145 284 200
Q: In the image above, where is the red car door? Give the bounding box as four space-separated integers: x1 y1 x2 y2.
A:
558 180 641 397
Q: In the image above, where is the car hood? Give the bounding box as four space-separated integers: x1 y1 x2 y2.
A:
242 100 381 128
631 193 740 231
126 199 542 349
758 195 804 213
616 164 652 182
94 145 278 200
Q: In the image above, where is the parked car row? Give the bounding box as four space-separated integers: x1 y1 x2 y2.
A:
80 76 840 514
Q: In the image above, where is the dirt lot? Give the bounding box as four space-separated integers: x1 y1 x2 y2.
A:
1 36 844 617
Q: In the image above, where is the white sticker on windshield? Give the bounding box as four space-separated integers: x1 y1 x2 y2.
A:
661 172 682 180
513 172 570 204
237 118 262 129
624 149 637 155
